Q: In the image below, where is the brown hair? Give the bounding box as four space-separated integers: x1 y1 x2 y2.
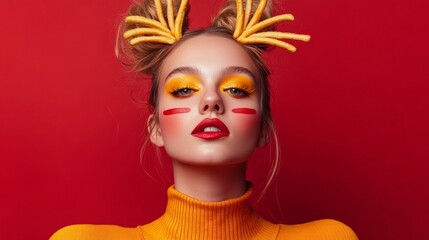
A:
116 0 280 200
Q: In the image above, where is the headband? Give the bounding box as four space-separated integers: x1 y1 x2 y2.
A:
123 0 310 52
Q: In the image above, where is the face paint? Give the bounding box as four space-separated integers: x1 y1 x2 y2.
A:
163 107 191 115
156 35 263 166
164 74 202 97
219 74 255 98
232 108 257 114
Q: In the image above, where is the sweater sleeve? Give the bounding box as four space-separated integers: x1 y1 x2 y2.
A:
49 224 138 240
277 219 358 240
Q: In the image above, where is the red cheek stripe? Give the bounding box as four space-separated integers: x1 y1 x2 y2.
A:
163 108 191 115
232 108 257 114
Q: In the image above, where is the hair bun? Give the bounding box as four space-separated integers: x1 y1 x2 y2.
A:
117 0 190 75
211 0 273 39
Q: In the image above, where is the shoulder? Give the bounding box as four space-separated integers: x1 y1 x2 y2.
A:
49 224 138 240
277 219 358 240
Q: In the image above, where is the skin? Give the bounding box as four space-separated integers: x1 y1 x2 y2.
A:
150 35 267 201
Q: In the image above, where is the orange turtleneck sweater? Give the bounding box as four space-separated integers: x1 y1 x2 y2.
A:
50 185 358 240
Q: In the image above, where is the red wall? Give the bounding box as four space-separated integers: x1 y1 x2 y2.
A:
1 0 428 239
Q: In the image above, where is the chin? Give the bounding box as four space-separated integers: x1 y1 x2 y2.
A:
171 151 252 167
179 158 247 167
163 140 257 167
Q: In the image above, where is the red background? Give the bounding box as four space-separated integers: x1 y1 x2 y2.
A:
1 0 428 239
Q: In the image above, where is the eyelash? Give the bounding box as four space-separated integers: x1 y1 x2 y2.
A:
222 85 253 97
170 86 199 97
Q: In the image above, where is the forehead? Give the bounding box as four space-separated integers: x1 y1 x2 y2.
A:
160 34 258 81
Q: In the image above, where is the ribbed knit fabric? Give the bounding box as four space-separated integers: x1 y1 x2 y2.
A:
50 184 359 240
138 185 279 240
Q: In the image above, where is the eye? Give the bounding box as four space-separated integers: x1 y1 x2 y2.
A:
171 87 198 97
165 75 201 97
224 88 250 97
219 74 255 98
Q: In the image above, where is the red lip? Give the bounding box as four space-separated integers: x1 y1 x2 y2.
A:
191 118 230 140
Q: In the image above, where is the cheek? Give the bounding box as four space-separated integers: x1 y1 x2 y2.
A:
232 114 261 138
159 115 181 137
159 108 192 138
228 101 261 139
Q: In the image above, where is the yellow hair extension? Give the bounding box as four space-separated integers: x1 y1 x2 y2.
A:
130 36 176 45
250 31 311 42
246 0 267 29
123 28 174 39
174 0 188 39
238 14 295 39
233 0 310 52
233 0 244 38
154 0 167 27
241 37 298 52
243 0 252 30
124 0 189 45
167 0 176 35
123 0 310 52
125 16 171 33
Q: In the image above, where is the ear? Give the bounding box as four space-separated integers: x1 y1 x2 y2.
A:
257 124 271 148
147 114 164 147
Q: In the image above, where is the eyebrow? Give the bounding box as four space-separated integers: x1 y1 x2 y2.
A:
164 66 256 82
165 67 201 81
221 66 256 81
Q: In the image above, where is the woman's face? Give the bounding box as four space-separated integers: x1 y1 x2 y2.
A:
151 34 265 166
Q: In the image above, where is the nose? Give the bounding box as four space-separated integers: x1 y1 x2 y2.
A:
199 88 225 114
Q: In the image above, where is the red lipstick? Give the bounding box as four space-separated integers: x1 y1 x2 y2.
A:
191 118 230 140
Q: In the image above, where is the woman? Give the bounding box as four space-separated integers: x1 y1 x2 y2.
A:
51 0 358 239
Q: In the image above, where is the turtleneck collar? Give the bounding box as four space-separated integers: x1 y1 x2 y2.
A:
137 184 279 240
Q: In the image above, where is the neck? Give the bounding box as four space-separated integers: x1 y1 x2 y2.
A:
138 182 280 240
172 160 247 202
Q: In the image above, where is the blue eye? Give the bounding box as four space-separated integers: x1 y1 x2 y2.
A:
224 88 250 97
171 88 197 97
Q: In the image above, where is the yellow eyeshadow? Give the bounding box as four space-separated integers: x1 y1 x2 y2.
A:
219 74 255 94
164 75 201 95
